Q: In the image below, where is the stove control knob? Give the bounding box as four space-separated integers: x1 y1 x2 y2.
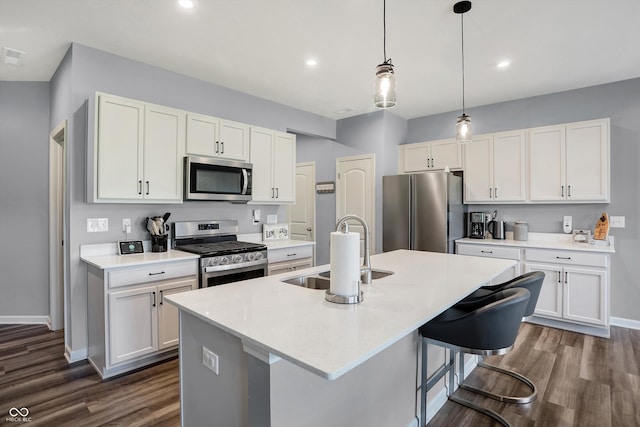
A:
209 257 220 266
246 253 256 261
232 255 243 264
219 256 229 265
254 252 264 261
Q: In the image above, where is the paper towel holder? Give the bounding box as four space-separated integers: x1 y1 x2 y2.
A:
325 281 363 304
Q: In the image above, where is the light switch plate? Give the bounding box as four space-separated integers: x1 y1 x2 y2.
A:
202 346 219 375
87 218 109 232
610 216 625 228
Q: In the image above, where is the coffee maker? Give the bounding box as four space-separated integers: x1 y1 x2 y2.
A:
469 212 487 239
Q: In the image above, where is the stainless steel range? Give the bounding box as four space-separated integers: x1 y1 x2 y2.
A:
172 220 267 288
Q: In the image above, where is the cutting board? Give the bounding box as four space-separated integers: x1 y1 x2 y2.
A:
594 213 610 240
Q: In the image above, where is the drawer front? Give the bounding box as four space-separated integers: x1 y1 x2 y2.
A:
456 244 522 260
525 249 608 268
268 245 313 263
108 260 198 289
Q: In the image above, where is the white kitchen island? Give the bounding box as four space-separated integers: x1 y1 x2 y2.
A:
166 249 515 427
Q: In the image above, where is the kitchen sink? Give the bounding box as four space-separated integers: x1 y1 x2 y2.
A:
281 275 331 290
281 269 394 290
317 269 394 280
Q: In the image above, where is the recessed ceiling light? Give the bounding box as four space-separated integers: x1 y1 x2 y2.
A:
305 59 318 67
178 0 194 9
497 60 511 68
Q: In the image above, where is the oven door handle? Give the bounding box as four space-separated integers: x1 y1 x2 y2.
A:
203 259 267 274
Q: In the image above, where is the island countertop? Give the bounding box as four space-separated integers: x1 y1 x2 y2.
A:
166 249 515 380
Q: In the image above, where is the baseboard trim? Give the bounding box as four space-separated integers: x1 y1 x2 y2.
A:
64 345 88 364
0 315 49 325
610 317 640 331
526 316 610 338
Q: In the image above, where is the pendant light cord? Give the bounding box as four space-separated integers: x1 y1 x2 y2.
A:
461 12 466 113
383 0 388 63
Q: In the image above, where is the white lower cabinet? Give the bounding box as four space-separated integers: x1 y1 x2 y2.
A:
456 241 610 337
456 243 522 284
524 248 608 327
267 244 314 275
88 259 198 378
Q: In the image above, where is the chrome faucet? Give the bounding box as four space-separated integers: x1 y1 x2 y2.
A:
335 215 372 284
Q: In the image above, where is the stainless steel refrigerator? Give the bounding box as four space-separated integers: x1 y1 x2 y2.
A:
382 172 465 254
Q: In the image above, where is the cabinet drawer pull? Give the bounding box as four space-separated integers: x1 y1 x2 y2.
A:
556 256 571 260
148 271 166 276
152 291 156 307
286 253 298 257
480 250 493 254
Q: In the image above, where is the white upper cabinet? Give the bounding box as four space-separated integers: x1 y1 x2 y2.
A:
249 127 296 204
94 93 185 203
529 118 609 202
399 138 462 173
464 130 526 203
186 113 249 161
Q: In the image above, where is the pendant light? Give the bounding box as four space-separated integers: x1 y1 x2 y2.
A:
454 1 472 142
374 0 396 108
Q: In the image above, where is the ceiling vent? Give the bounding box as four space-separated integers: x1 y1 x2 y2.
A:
2 47 25 66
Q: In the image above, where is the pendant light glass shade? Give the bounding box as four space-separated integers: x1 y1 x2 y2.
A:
456 113 472 142
374 61 396 108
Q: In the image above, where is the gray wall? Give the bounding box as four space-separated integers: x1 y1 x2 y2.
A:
48 43 338 356
407 78 640 322
0 82 50 318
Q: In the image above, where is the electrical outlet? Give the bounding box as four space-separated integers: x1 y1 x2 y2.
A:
87 218 109 232
122 218 131 232
202 346 219 375
610 216 625 228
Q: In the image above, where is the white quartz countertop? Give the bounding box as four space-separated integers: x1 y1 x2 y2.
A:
166 249 515 380
456 232 615 253
81 249 199 270
262 239 315 249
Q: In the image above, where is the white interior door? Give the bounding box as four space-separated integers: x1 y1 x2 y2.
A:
289 162 316 242
336 154 376 254
49 120 66 331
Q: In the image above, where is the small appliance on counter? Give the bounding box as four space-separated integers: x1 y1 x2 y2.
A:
469 212 488 239
146 212 170 252
513 220 529 241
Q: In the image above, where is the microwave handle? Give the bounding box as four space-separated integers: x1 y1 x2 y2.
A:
242 169 249 195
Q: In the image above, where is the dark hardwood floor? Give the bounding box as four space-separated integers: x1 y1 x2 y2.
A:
1 322 638 426
428 322 640 427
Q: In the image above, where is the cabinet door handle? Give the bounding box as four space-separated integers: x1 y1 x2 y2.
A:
480 250 493 254
276 187 279 198
556 256 571 260
557 271 562 284
271 187 275 198
148 271 166 276
568 185 571 197
489 188 492 198
159 290 164 305
494 187 498 198
220 141 224 154
215 141 219 153
561 185 564 197
145 181 150 195
564 271 568 283
138 180 143 195
152 291 156 307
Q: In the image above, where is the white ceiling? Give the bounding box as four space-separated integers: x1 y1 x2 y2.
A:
2 0 640 120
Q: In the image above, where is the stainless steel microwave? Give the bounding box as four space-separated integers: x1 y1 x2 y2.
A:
184 156 252 202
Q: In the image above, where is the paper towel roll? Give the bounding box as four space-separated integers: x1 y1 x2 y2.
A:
330 231 361 296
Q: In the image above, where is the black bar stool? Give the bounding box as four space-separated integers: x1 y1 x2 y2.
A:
419 287 530 427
